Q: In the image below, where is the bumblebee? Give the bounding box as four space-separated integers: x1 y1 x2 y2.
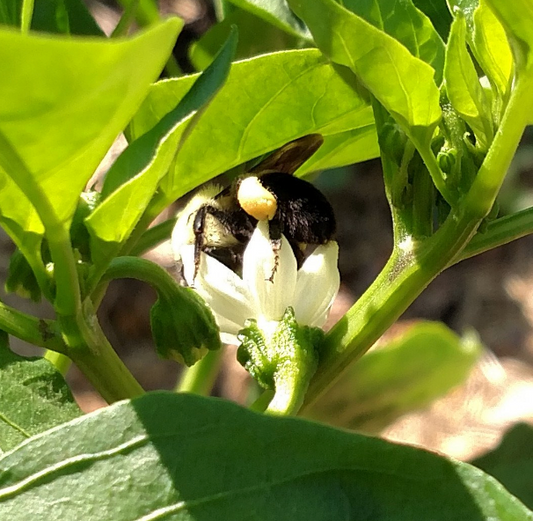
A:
173 134 336 280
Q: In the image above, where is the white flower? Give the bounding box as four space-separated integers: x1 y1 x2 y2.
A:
175 221 340 345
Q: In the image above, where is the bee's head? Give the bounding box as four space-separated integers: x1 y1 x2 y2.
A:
236 176 277 221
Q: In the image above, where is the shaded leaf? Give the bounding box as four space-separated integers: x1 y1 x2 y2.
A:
411 0 453 40
191 6 302 70
0 393 531 519
472 422 533 510
0 334 80 452
225 0 311 39
304 322 482 433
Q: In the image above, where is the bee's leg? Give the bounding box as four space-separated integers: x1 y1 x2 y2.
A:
267 218 282 282
192 206 208 281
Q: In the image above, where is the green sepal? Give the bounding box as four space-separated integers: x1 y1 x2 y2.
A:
237 307 324 414
5 249 42 302
150 285 221 367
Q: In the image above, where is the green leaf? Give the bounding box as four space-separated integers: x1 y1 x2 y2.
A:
191 6 302 71
304 322 482 433
296 125 379 176
411 0 453 40
287 0 441 147
339 0 445 84
0 393 531 519
130 49 375 200
225 0 311 39
472 0 513 99
31 0 104 36
444 12 494 149
0 0 20 26
0 333 81 452
472 423 533 510
85 28 237 270
0 19 182 257
484 0 533 69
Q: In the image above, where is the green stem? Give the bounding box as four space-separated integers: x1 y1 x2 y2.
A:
20 0 34 32
101 256 176 298
249 389 275 413
0 301 67 353
176 348 222 394
0 130 81 318
44 350 71 376
457 206 533 263
301 73 533 411
267 371 307 415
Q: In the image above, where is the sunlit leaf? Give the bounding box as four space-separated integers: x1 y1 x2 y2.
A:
444 12 493 149
472 0 513 99
85 28 237 269
0 20 182 263
339 0 445 84
287 0 441 148
130 50 376 200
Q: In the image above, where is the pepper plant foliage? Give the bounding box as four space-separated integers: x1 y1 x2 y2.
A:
0 0 533 518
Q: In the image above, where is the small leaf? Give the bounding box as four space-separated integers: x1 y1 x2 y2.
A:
304 322 482 433
485 0 533 69
472 0 513 99
0 333 81 452
225 0 311 39
130 49 376 200
444 12 494 149
0 393 531 519
339 0 446 84
472 423 533 510
287 0 441 147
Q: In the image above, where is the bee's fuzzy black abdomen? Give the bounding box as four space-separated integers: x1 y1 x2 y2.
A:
259 172 336 245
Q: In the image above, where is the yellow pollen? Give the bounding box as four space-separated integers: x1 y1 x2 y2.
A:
237 177 277 220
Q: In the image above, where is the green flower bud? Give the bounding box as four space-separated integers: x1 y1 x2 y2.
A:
437 147 458 177
151 284 221 367
378 122 408 166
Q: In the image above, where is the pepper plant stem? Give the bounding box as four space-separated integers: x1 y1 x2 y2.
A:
176 348 222 395
302 73 533 411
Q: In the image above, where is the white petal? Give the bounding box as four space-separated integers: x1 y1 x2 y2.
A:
242 221 297 321
183 246 254 333
294 241 340 327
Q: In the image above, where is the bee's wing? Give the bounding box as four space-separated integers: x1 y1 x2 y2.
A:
250 134 324 175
